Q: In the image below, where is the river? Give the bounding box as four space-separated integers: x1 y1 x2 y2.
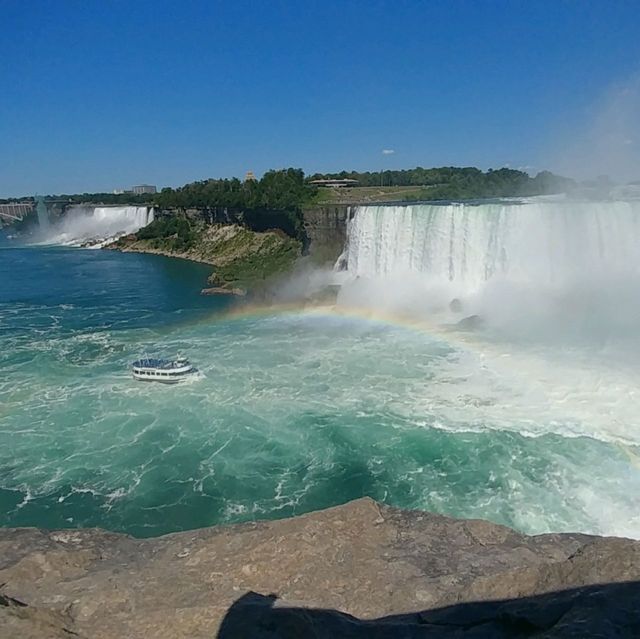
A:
1 224 639 538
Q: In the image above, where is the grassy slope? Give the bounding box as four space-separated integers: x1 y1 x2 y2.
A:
116 223 301 291
309 185 429 205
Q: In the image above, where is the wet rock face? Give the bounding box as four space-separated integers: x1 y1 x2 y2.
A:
1 498 639 638
456 314 484 330
302 206 350 260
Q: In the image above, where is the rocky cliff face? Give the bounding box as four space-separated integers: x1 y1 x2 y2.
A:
158 205 352 258
114 224 301 292
301 205 350 262
117 205 350 270
112 206 352 286
1 498 639 638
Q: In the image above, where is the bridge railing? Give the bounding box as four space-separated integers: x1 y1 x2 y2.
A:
0 202 34 221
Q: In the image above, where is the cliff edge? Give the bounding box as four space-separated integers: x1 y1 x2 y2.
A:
114 223 301 292
1 498 639 638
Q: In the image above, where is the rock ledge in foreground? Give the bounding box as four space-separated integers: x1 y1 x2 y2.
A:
1 498 639 638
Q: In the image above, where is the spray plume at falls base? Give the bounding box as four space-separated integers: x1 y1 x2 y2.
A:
36 205 154 247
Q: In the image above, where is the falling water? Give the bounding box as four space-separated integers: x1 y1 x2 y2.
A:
35 196 50 232
38 205 155 246
342 198 640 290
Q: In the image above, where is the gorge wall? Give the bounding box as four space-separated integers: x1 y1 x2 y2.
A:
300 205 350 259
6 201 351 261
152 204 352 260
122 204 351 269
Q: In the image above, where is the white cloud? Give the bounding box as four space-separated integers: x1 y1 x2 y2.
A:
382 149 395 155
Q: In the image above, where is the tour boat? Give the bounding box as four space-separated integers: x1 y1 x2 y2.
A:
131 356 196 383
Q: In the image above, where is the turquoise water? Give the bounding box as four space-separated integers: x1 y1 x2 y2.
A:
1 243 640 538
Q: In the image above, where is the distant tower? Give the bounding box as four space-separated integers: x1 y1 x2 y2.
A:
244 171 257 182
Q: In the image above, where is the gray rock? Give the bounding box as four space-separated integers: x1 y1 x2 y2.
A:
0 498 638 638
456 314 484 330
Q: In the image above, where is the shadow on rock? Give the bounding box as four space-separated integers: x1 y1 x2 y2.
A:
217 581 640 638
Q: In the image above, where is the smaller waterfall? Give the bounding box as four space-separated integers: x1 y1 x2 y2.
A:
35 196 50 231
39 205 154 247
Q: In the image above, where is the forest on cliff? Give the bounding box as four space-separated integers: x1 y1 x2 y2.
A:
309 167 574 200
5 166 575 211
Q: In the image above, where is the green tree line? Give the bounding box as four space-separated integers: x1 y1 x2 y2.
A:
10 166 576 213
135 216 197 251
50 168 316 210
154 168 316 210
307 166 574 198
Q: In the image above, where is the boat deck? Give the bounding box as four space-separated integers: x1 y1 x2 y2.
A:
132 358 189 370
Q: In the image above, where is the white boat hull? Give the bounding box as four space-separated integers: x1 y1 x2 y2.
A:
131 357 196 383
132 372 186 383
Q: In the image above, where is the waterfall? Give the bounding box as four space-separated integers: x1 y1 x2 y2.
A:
336 197 640 341
40 205 155 247
91 206 154 233
341 199 640 293
35 196 50 231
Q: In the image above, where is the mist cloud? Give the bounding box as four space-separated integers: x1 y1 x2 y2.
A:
554 75 640 183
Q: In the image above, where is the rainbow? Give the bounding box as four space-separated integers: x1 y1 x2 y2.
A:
220 301 434 332
214 301 482 352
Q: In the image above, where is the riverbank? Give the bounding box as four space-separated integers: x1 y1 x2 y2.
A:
112 222 302 294
2 498 639 638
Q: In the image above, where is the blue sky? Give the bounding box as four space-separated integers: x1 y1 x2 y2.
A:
1 1 639 196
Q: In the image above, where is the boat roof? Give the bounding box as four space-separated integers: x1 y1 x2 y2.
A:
132 358 190 370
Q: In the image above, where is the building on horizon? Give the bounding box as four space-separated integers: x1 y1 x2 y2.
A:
244 171 257 182
131 184 157 195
